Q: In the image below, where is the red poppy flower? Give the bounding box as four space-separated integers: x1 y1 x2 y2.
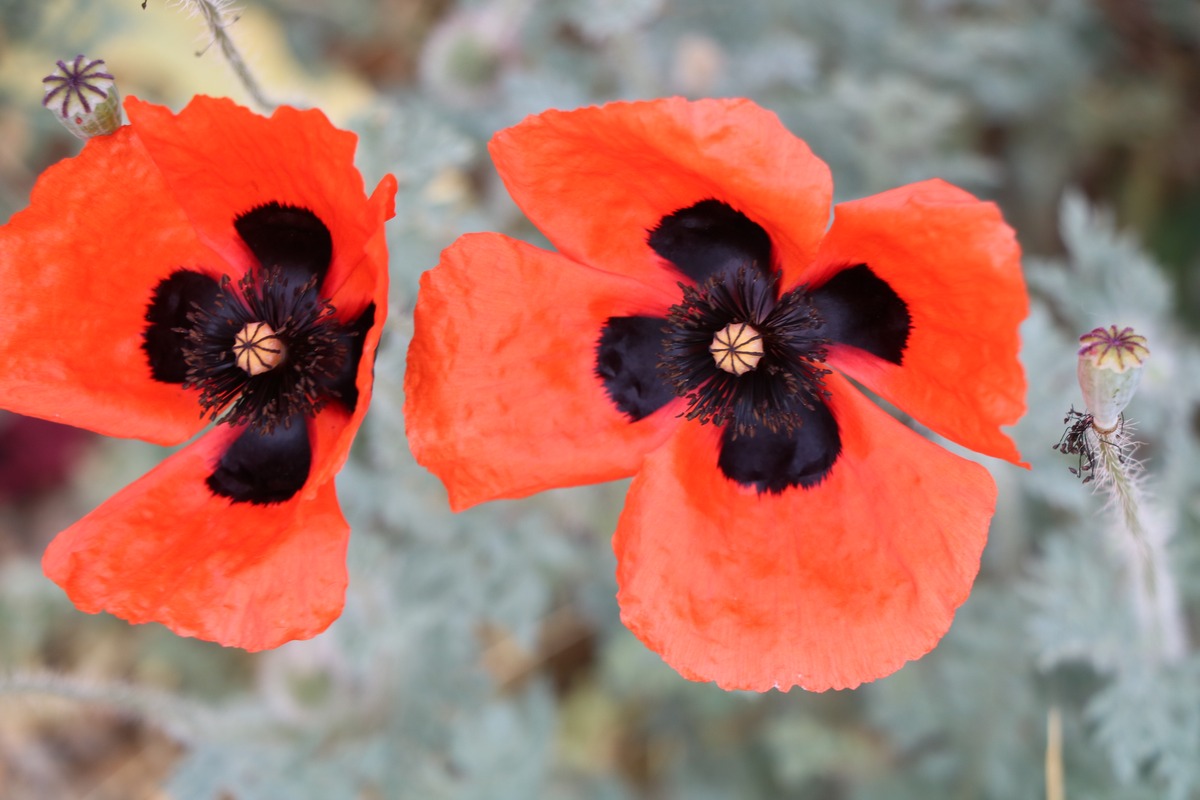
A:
0 96 396 650
405 98 1027 691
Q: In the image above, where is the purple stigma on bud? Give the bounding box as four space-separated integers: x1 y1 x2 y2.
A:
42 55 115 119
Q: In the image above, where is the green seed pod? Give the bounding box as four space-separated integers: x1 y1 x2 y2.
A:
42 55 121 140
1076 325 1149 432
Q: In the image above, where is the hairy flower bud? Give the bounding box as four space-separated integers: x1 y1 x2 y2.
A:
42 55 121 140
1077 325 1149 432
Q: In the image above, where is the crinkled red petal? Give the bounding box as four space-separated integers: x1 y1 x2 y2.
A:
124 96 393 312
405 233 680 511
309 175 395 488
809 179 1027 464
0 96 396 453
122 96 396 486
489 97 833 295
0 124 215 444
41 422 349 650
614 373 996 692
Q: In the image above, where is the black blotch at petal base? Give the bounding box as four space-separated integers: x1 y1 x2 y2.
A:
234 202 333 289
811 264 910 365
596 315 676 420
717 399 842 493
143 269 222 383
207 417 311 504
323 303 375 413
648 200 774 285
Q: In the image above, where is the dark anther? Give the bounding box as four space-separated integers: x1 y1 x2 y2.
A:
1053 406 1125 483
208 417 312 504
1053 406 1098 483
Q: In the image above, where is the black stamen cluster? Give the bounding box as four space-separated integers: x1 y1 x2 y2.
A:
660 266 831 439
181 267 349 432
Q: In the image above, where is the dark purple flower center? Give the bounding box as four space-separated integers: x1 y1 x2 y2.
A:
142 202 375 504
595 200 911 494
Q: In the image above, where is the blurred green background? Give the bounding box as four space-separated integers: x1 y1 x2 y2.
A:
1 0 1199 798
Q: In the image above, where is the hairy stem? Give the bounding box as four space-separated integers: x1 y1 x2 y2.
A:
1094 429 1187 663
179 0 274 110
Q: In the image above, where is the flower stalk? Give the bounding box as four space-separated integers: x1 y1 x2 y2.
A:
173 0 274 110
1061 325 1187 663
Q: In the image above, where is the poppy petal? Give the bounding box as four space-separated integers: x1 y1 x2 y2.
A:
810 179 1027 464
41 423 349 650
142 270 224 384
308 174 395 491
810 264 910 365
405 233 681 511
489 98 832 294
123 96 394 313
234 202 333 288
596 316 677 421
207 417 312 504
614 373 996 692
648 199 774 285
0 126 218 444
716 398 842 493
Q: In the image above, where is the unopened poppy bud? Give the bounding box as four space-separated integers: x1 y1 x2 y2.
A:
1077 325 1148 432
42 55 121 140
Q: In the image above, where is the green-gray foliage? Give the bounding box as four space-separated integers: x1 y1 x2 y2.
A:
1 0 1199 798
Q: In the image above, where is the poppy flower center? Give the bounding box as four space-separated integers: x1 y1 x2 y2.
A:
596 199 911 494
180 268 349 432
141 202 377 505
710 322 763 375
660 266 831 439
234 321 287 376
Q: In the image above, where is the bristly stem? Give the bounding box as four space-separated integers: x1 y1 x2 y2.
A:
1092 425 1187 664
176 0 274 110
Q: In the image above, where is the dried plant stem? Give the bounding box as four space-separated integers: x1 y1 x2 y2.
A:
179 0 274 110
0 670 206 742
1046 706 1065 800
1094 430 1187 663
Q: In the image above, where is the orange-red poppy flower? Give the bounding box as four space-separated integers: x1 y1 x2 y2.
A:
0 96 396 650
406 98 1027 691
